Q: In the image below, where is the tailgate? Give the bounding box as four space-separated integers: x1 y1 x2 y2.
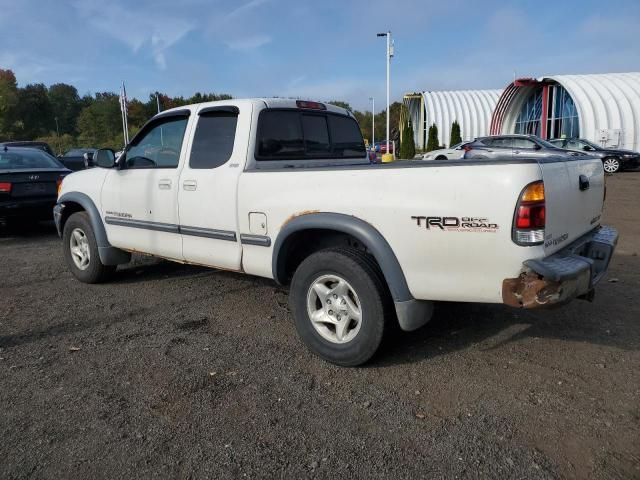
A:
540 156 605 255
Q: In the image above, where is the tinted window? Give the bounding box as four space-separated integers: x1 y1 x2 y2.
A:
126 117 188 168
256 110 365 160
512 138 537 149
190 113 238 169
483 137 512 148
328 115 366 157
302 115 331 156
257 111 304 158
0 150 62 169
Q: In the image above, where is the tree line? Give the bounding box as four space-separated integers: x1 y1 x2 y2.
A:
0 68 232 154
0 68 406 155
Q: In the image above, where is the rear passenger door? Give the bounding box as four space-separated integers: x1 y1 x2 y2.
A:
177 105 249 270
483 137 514 158
512 137 545 158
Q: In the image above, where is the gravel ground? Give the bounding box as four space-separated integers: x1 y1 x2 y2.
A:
1 172 639 479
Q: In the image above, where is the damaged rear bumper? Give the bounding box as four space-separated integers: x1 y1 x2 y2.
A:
502 225 618 308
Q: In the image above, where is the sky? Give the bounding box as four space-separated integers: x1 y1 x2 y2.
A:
0 0 639 111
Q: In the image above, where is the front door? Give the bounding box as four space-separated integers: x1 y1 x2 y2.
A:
177 104 249 270
101 113 191 260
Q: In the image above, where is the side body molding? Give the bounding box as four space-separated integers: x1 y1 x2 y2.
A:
56 192 131 266
272 212 433 331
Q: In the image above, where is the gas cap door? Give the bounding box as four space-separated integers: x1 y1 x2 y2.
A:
249 212 267 235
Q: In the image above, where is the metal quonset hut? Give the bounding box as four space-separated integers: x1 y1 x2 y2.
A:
404 89 502 149
491 72 640 151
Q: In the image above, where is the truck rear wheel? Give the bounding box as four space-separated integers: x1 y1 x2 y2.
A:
63 212 115 283
289 247 388 366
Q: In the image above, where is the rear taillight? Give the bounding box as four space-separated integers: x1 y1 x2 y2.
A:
0 182 11 193
513 181 545 245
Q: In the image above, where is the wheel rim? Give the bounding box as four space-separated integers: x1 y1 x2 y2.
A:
603 158 619 173
69 227 91 270
306 274 363 344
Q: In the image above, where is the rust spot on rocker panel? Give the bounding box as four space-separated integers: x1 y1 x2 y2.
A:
502 271 564 308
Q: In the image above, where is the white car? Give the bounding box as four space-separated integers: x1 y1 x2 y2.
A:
422 142 470 160
54 98 617 366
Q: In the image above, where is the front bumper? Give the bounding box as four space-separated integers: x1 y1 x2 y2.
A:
502 225 618 308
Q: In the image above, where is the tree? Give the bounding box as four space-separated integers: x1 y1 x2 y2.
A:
0 69 19 140
77 92 122 148
399 120 416 159
48 83 82 136
14 83 54 139
426 123 439 152
449 120 462 147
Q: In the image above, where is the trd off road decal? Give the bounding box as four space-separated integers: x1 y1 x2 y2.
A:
411 216 499 233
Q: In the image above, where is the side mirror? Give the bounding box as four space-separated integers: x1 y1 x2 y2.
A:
583 145 593 151
533 144 542 150
95 149 116 168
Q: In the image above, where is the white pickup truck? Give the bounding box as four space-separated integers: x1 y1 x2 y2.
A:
54 98 618 366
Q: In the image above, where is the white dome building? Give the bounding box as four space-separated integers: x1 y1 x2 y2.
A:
404 89 502 149
490 72 640 151
404 72 640 152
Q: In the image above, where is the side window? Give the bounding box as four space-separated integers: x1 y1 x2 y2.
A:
512 138 536 149
189 113 238 169
126 117 188 169
488 137 512 148
257 111 305 158
566 139 581 150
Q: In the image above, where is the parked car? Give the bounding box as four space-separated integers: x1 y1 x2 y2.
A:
1 146 70 225
0 141 55 157
422 142 471 160
55 98 617 366
463 135 587 160
548 138 640 173
58 148 98 171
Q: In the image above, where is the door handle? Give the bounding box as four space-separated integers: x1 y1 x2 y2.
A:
513 150 521 154
158 179 172 190
183 180 197 191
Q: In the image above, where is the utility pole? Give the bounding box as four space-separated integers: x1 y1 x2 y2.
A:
369 96 375 150
377 31 393 161
54 116 60 155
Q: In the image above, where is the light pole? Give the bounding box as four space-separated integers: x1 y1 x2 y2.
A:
369 96 375 151
54 116 60 155
377 31 393 161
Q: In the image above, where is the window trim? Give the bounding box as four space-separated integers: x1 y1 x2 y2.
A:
254 108 366 162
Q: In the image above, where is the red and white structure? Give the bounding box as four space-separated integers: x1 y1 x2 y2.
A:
405 72 640 151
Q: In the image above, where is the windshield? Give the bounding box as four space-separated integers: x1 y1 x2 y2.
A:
0 149 63 170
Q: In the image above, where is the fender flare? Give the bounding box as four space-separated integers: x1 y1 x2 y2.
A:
272 212 412 303
56 192 130 266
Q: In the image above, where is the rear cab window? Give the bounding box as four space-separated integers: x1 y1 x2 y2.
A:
255 109 366 164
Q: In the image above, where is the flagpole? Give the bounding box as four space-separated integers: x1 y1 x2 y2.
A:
122 82 129 144
120 84 127 147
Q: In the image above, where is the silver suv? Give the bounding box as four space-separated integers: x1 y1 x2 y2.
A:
463 134 586 160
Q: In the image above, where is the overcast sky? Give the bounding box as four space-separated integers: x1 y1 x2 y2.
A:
1 0 638 111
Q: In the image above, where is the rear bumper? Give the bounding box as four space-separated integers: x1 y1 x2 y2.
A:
0 197 57 219
502 225 618 308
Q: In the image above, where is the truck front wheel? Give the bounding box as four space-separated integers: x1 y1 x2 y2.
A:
63 212 115 283
289 247 388 366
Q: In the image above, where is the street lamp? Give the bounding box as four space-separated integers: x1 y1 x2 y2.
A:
369 96 375 151
377 31 393 161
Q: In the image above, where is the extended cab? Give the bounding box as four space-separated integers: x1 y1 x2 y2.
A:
54 99 618 366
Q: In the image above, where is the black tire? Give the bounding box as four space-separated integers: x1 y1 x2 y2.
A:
62 211 115 283
435 155 447 160
602 157 621 174
289 247 390 366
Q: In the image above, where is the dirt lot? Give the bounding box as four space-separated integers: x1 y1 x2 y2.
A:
1 173 639 479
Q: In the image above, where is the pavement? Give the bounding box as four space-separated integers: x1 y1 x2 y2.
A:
1 172 639 479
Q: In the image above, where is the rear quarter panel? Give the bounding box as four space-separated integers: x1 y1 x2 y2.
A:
238 162 545 303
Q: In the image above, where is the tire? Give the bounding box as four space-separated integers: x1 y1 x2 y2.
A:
289 247 390 366
603 157 620 174
435 155 447 160
62 212 115 283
